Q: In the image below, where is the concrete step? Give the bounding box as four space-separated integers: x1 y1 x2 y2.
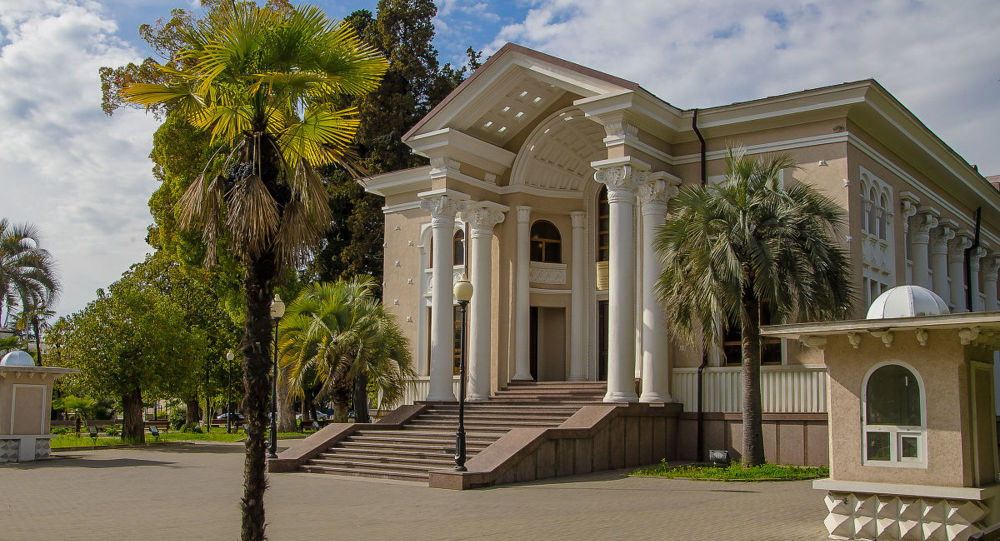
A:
351 431 498 443
308 457 446 473
426 404 582 414
299 464 429 481
407 419 559 429
336 439 492 452
316 450 455 466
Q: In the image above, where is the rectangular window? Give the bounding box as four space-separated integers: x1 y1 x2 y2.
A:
900 434 919 459
867 431 891 461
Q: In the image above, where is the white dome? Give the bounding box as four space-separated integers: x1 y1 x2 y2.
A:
1 350 36 367
866 285 950 319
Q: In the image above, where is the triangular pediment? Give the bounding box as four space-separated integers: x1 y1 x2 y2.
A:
403 43 646 150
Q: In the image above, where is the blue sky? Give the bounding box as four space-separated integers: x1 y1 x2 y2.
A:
2 0 998 317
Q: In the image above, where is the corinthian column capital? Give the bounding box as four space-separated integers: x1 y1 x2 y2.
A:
419 190 469 227
461 201 507 238
593 157 651 205
637 172 681 215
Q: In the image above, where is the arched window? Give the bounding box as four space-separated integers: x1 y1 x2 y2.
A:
530 221 561 263
453 229 465 266
597 186 609 262
868 187 878 238
878 193 888 240
863 363 925 466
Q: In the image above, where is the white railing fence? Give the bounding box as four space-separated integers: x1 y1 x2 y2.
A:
391 376 463 406
671 365 827 414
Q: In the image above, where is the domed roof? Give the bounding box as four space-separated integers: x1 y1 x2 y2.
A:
1 350 36 367
866 285 950 319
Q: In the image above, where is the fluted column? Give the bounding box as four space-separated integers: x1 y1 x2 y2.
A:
911 209 938 290
513 206 533 380
900 193 919 284
594 161 644 403
982 253 1000 312
929 221 955 306
638 175 678 403
569 211 587 381
461 203 506 400
420 191 466 402
949 232 974 312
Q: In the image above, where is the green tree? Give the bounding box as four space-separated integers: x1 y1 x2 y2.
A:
58 269 203 445
654 148 853 466
0 219 59 327
119 5 387 538
279 277 414 423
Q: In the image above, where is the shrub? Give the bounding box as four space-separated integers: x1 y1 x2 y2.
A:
51 427 68 435
169 407 187 430
104 425 121 437
181 422 203 434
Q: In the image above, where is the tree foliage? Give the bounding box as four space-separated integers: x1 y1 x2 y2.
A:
56 263 204 444
279 277 414 422
0 218 60 327
654 147 853 466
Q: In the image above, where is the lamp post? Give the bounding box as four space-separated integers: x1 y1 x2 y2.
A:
269 294 285 459
453 275 473 471
226 350 234 434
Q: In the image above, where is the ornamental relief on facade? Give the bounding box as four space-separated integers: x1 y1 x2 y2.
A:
529 262 567 285
423 268 465 296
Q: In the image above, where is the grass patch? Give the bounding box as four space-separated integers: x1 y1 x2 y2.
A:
631 460 828 481
50 430 312 449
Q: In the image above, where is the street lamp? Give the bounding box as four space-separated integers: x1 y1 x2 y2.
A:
269 294 285 459
226 350 234 434
453 275 473 471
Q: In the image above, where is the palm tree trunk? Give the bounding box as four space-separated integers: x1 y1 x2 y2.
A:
122 386 145 445
276 376 296 433
241 250 277 541
740 287 766 467
353 371 370 423
331 385 351 423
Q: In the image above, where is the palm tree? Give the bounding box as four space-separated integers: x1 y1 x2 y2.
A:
654 147 853 467
120 4 387 539
279 277 414 423
0 219 59 327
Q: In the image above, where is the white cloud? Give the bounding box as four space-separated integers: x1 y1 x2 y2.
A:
0 0 159 317
490 0 1000 173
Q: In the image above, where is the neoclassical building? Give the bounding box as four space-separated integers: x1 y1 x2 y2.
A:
363 44 1000 454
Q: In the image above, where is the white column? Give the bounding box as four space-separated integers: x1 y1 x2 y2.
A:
971 247 984 312
911 209 938 290
929 222 955 306
900 194 919 285
420 191 465 402
982 253 999 312
513 206 533 380
594 162 643 403
949 232 973 312
637 175 677 403
461 203 506 401
569 211 587 381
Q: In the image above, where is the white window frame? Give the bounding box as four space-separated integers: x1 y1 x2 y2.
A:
861 360 927 468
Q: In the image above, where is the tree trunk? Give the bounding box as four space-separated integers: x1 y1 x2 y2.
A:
302 392 313 424
331 385 351 423
353 371 370 423
122 386 145 445
241 249 277 541
740 286 766 467
276 374 296 433
185 397 201 426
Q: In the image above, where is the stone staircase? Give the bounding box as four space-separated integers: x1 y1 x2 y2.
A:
298 381 606 482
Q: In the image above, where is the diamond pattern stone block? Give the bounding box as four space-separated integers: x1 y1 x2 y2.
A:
821 491 991 541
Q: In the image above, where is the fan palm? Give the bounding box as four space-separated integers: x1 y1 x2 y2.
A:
1 219 59 327
654 147 853 466
279 277 413 423
120 4 387 539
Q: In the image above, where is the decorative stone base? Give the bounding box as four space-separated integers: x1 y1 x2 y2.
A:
0 438 18 463
822 491 988 541
34 437 50 459
0 436 53 463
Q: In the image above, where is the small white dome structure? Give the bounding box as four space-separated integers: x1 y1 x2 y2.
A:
866 285 950 319
0 350 36 367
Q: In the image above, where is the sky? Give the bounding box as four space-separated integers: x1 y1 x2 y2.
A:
1 0 998 318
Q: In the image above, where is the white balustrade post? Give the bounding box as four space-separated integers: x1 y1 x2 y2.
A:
569 211 587 381
930 222 955 306
911 209 938 290
420 191 466 402
638 175 677 402
461 203 506 400
514 206 533 380
949 232 974 312
982 253 1000 312
594 161 644 403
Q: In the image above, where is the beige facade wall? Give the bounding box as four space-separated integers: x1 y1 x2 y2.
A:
0 372 55 436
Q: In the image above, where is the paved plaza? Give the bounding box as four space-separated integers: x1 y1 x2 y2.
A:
1 443 828 540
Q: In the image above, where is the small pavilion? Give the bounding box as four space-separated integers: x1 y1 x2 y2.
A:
0 350 76 463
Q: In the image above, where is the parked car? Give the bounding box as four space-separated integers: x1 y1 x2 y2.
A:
215 412 245 422
295 411 330 421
